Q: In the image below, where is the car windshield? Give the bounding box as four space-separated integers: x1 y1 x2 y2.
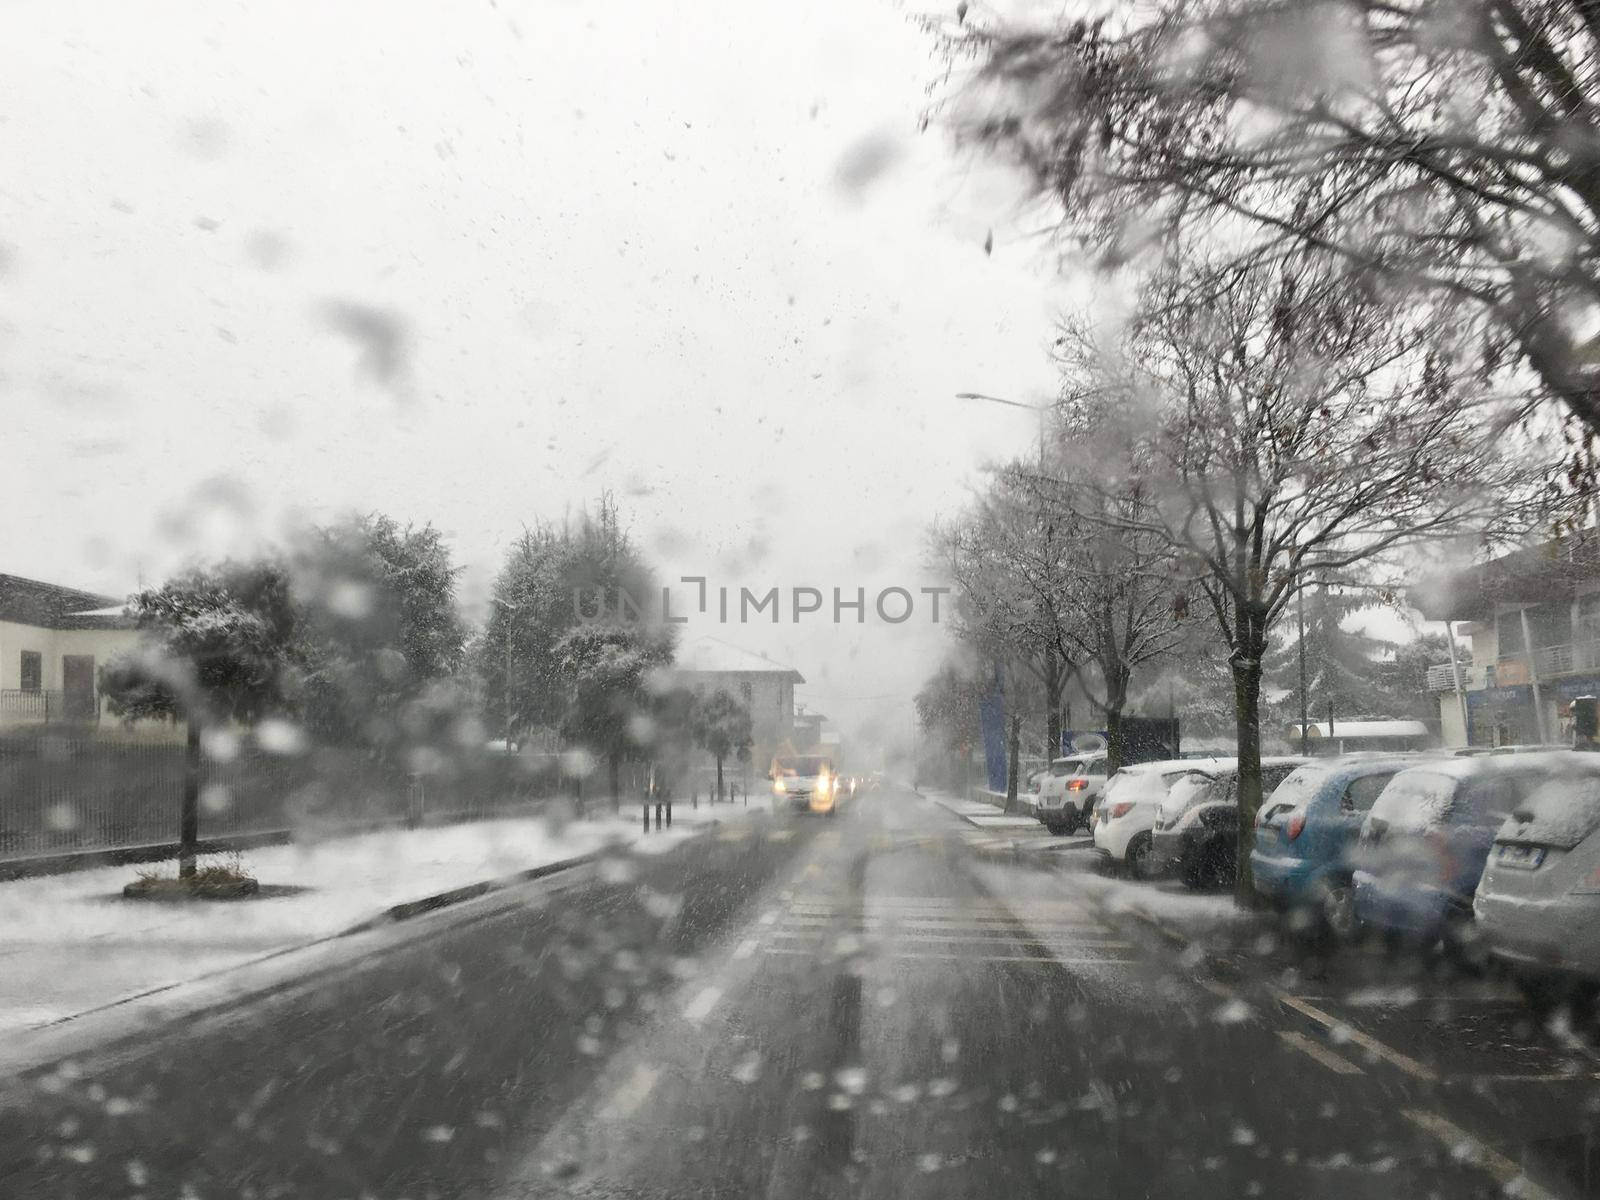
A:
1503 772 1600 850
1160 772 1222 819
775 757 829 777
1369 770 1459 832
1264 765 1332 812
14 4 1600 1196
1050 757 1097 777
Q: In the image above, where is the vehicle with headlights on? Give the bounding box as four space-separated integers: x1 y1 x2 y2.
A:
770 755 841 815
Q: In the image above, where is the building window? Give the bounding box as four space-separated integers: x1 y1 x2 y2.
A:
1497 609 1525 656
19 651 41 693
1579 593 1600 643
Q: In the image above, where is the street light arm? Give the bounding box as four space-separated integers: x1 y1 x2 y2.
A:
955 391 1047 412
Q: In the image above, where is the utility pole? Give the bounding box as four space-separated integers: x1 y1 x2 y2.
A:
1298 588 1309 756
492 597 522 755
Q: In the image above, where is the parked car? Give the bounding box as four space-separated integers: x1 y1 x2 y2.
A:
1035 752 1108 834
1473 758 1600 1004
1352 753 1574 950
1251 756 1417 936
1093 758 1225 875
1150 757 1307 888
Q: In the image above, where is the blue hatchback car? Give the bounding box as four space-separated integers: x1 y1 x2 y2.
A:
1351 754 1572 947
1251 757 1413 937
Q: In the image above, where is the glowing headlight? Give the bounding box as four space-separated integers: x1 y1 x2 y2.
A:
774 777 787 793
817 775 831 795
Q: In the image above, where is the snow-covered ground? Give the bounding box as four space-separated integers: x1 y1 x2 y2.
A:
0 803 749 1037
925 789 1043 830
1067 868 1248 931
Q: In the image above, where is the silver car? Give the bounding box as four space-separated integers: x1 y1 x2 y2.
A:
1474 756 1600 1004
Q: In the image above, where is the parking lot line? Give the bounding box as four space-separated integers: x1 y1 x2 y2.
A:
597 1064 662 1122
1277 1030 1363 1075
682 985 723 1024
1403 1109 1560 1200
1275 991 1438 1082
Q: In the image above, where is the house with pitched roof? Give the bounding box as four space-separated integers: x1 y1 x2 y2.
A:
667 635 804 783
0 574 136 727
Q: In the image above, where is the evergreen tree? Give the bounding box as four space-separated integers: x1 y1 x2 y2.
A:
1264 588 1397 730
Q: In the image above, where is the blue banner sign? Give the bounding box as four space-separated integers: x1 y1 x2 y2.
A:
978 662 1008 793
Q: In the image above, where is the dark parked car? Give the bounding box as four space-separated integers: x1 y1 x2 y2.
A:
1352 753 1575 949
1149 758 1308 888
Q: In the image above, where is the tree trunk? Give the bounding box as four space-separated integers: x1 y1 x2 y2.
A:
1044 647 1062 761
1232 637 1266 908
1005 713 1021 812
1104 666 1130 775
180 715 201 879
715 754 725 803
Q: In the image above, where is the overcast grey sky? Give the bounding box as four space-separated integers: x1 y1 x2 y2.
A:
1 0 1076 738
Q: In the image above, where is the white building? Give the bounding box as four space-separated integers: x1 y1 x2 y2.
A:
0 574 137 729
667 635 803 782
1413 538 1600 749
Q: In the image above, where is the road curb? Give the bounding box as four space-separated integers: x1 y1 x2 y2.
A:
341 851 603 934
929 795 1034 830
1 829 740 1082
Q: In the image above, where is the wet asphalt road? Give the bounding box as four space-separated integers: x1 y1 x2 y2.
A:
2 786 1598 1198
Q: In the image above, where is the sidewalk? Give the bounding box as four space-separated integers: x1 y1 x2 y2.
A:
0 802 749 1040
925 790 1043 830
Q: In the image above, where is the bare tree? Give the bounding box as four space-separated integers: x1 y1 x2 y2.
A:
945 0 1600 477
1043 456 1189 771
932 458 1077 776
1060 252 1541 902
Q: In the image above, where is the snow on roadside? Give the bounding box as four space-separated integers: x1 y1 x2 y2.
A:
1069 869 1244 930
0 804 759 1034
0 805 746 950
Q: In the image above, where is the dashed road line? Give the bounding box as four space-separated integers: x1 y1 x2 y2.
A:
1278 1030 1363 1075
732 938 759 960
1275 991 1438 1082
682 985 723 1025
596 1064 661 1122
758 947 1130 965
1403 1109 1560 1200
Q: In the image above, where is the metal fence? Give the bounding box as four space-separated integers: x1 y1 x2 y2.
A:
0 734 582 864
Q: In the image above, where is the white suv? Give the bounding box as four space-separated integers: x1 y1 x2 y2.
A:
1034 753 1108 834
1094 758 1225 875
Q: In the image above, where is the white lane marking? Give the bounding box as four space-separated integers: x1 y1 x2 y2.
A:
776 915 1105 932
732 938 759 960
597 1064 662 1122
1196 979 1235 1000
682 986 723 1024
1278 1031 1363 1076
757 910 779 926
1275 992 1438 1082
766 830 794 842
1403 1109 1560 1200
759 947 1131 965
764 929 1130 949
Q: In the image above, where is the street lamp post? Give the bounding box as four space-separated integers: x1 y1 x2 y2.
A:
957 390 1057 789
492 597 522 755
955 391 1048 477
1298 587 1309 756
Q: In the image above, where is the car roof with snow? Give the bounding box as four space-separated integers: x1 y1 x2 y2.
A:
1393 750 1583 782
